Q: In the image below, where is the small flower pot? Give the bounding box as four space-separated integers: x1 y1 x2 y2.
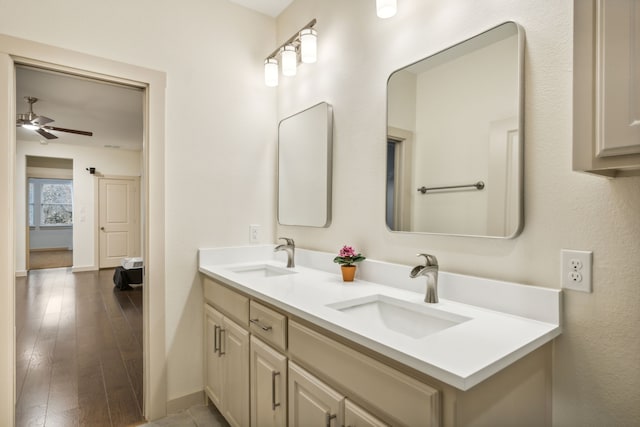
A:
341 265 356 282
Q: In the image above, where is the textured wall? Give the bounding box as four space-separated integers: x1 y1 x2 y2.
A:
275 0 640 425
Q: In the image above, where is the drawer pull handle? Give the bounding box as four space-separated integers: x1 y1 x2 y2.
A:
219 328 226 356
325 412 337 427
213 324 220 354
271 371 281 410
250 318 273 331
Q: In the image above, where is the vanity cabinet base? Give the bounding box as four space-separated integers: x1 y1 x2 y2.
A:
203 276 552 427
289 320 551 427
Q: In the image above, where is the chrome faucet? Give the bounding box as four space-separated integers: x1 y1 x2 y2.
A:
274 237 295 268
409 253 439 303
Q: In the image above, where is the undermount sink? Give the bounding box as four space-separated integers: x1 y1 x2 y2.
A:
327 295 470 339
228 264 297 278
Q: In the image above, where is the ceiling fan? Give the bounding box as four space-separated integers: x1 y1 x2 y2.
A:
16 96 93 140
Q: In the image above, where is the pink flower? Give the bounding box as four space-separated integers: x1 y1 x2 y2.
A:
339 245 356 258
333 245 366 266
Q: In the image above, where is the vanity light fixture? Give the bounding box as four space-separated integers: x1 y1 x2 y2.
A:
376 0 397 18
281 44 297 76
264 19 317 87
300 28 317 63
264 58 279 87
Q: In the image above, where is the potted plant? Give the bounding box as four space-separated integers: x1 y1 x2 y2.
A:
333 245 366 282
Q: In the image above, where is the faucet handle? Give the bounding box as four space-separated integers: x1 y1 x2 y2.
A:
278 237 295 246
416 253 438 267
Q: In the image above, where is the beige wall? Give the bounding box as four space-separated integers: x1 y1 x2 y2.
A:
275 1 639 425
0 0 277 409
15 141 142 273
1 0 639 425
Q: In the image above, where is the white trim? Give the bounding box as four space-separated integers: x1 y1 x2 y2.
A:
15 270 27 278
71 265 98 273
166 391 206 415
0 33 167 423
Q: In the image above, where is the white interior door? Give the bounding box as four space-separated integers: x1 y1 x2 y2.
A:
99 177 140 268
487 117 519 236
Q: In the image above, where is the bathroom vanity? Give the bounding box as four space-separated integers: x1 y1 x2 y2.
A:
199 245 560 427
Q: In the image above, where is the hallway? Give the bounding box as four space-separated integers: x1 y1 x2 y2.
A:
15 268 144 426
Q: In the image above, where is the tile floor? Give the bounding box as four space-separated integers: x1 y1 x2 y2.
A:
139 404 229 427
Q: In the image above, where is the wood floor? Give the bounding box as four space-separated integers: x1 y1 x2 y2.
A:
15 267 145 427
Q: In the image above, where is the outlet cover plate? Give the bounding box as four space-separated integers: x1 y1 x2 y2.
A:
561 249 593 293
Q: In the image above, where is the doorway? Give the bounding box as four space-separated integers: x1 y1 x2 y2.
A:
1 33 167 424
25 156 74 270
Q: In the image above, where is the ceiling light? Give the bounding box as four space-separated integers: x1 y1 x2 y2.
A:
22 124 38 131
281 45 297 76
300 28 317 64
264 58 279 87
377 0 397 18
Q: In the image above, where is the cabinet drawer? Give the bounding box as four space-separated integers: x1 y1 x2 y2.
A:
289 321 441 427
249 300 287 351
203 277 249 328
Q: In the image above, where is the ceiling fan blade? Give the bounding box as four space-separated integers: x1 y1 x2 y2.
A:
36 128 58 140
32 115 54 126
43 126 93 137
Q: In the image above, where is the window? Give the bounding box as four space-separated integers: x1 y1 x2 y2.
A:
28 178 73 227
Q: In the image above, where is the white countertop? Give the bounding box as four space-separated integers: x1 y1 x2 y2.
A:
199 245 561 391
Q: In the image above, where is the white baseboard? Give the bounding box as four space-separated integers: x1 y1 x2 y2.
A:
15 270 27 277
166 390 206 414
71 265 98 273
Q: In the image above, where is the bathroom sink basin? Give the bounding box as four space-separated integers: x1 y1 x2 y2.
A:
327 295 470 339
228 264 297 278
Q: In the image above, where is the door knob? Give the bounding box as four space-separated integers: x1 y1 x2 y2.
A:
100 227 105 231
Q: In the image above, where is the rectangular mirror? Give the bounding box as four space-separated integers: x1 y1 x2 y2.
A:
386 22 524 238
278 102 333 227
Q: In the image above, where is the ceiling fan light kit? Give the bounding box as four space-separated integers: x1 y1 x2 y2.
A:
16 96 93 140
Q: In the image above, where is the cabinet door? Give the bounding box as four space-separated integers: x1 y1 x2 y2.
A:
205 304 224 409
250 336 287 427
288 362 343 427
596 0 640 158
221 316 250 427
344 400 389 427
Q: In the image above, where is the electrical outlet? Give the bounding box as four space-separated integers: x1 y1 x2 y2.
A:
249 224 261 243
561 249 592 293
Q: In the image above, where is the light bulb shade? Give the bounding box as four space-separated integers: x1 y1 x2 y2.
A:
264 58 279 87
281 45 297 76
300 28 317 64
376 0 397 18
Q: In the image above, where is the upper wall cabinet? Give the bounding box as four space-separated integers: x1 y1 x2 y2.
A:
574 0 640 177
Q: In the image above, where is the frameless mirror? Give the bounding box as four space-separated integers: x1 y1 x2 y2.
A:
278 102 333 227
386 22 524 238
